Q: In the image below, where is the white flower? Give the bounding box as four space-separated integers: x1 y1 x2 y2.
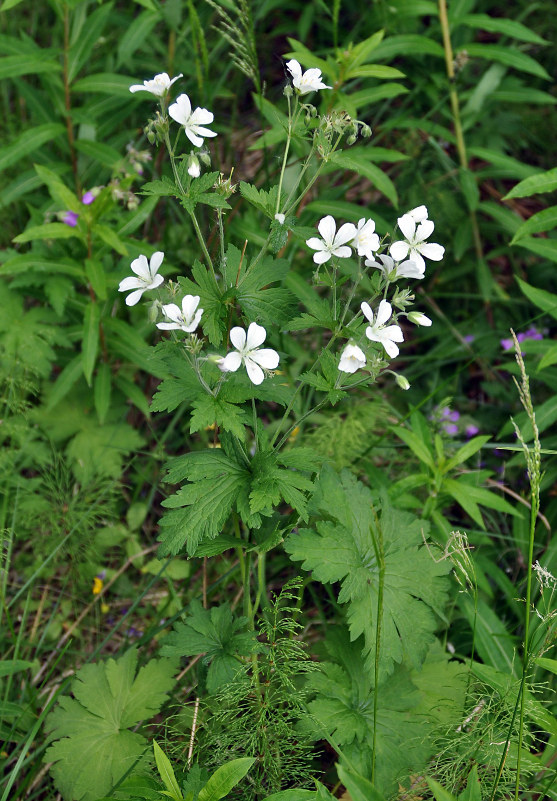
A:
275 213 286 225
168 94 217 147
407 310 432 327
286 59 331 95
220 322 279 385
351 218 380 258
338 344 366 374
118 252 164 306
157 295 203 332
390 214 444 272
129 72 183 96
361 299 404 359
306 215 357 264
365 253 424 280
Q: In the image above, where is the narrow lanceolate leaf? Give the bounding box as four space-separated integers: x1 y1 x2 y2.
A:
73 72 137 96
515 237 557 264
0 123 65 172
94 223 128 256
0 55 61 79
153 741 182 801
464 44 550 80
198 758 255 801
511 206 557 243
329 151 397 207
75 139 122 168
67 2 114 82
457 14 549 45
46 356 83 411
444 435 491 472
82 301 100 386
286 467 450 677
34 164 80 211
94 363 112 425
13 223 82 244
516 277 557 322
0 255 85 279
504 167 557 199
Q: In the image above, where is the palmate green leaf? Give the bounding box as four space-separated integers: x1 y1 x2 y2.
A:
235 255 294 327
44 649 176 801
190 393 249 439
239 182 278 217
161 600 256 693
307 630 429 796
249 448 314 520
159 449 252 555
178 263 226 345
66 422 144 483
286 467 450 676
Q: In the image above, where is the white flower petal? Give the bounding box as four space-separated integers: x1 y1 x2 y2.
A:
149 251 164 275
416 219 435 241
119 276 144 291
390 240 410 261
317 215 336 246
130 254 149 279
397 214 416 241
221 351 242 372
245 322 267 350
331 245 352 259
408 205 428 222
381 338 400 359
185 129 204 148
376 299 392 327
125 288 145 306
360 301 373 323
157 321 180 330
418 242 445 261
382 324 404 342
407 248 425 271
147 273 164 290
244 357 265 385
230 326 247 351
396 259 424 279
161 303 181 322
306 237 326 251
312 250 331 265
182 295 200 320
250 348 279 369
335 222 357 247
286 59 302 80
189 107 214 125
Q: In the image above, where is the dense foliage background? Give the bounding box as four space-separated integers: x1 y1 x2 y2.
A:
1 1 556 799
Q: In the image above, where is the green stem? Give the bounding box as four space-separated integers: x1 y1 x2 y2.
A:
275 94 296 216
369 511 385 787
438 0 467 169
62 4 80 196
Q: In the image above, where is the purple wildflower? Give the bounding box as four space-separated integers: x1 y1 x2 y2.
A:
465 424 479 438
441 407 460 423
443 423 459 436
81 190 96 205
62 210 79 227
463 334 475 344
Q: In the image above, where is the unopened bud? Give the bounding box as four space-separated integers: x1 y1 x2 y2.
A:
361 124 372 138
346 134 357 146
188 154 201 178
407 311 432 327
395 374 410 391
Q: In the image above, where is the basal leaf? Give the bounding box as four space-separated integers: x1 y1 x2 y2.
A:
286 467 450 676
45 649 176 801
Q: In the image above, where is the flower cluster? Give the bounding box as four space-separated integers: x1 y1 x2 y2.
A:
306 215 379 264
61 188 98 227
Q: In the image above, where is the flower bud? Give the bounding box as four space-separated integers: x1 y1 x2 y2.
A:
346 134 357 146
361 123 372 138
283 84 294 97
395 374 410 390
275 213 286 225
188 154 201 178
407 311 432 327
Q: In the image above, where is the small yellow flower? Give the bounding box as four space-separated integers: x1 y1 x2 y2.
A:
100 603 110 614
92 577 104 595
288 426 300 442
